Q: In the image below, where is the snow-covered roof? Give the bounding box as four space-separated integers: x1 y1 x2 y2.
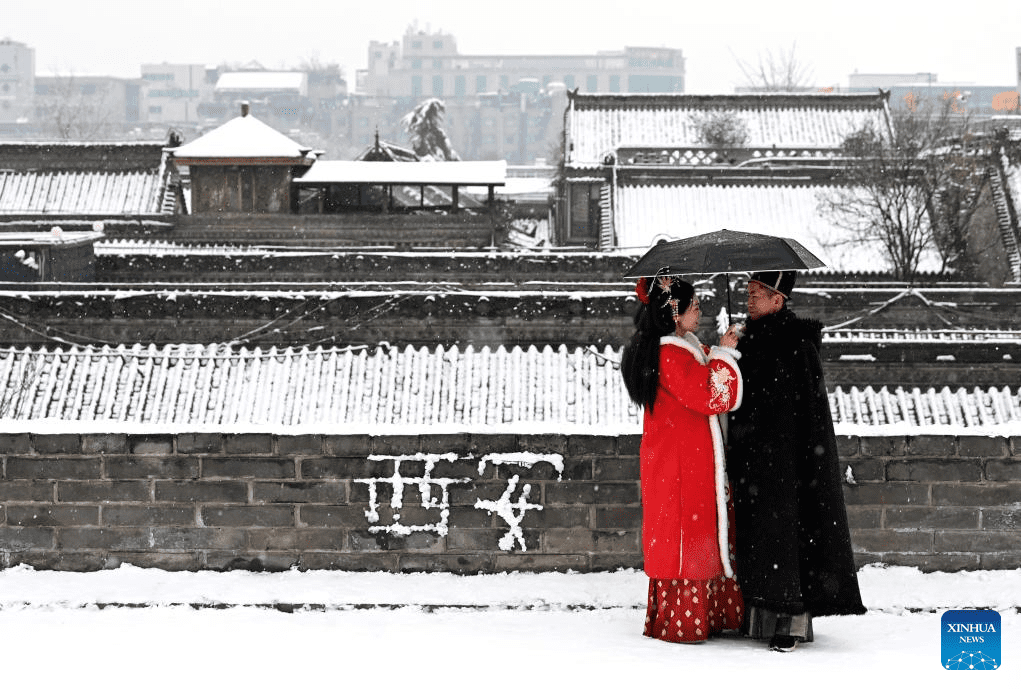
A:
0 170 174 216
0 343 1016 436
610 181 942 273
565 92 891 168
169 114 315 163
0 230 104 247
295 161 506 186
215 71 307 95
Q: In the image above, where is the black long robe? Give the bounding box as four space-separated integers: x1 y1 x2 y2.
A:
727 307 866 617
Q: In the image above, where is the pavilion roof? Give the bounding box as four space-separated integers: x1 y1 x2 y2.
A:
295 160 506 186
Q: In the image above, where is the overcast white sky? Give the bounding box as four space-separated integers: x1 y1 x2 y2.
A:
8 0 1021 92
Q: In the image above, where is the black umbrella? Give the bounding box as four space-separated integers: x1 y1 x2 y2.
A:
623 229 826 278
623 229 827 325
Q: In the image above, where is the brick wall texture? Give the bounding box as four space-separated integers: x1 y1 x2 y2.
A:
1 432 1018 573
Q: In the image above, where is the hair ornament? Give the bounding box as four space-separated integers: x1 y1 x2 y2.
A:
635 278 651 304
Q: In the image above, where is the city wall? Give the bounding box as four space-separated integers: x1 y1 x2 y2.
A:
1 432 1018 574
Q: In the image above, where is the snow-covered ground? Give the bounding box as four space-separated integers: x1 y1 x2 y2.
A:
0 564 1016 687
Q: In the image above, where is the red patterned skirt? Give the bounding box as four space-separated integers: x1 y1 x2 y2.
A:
643 576 744 643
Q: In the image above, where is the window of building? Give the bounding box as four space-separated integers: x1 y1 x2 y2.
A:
542 75 552 86
476 75 487 92
433 40 444 49
609 75 620 92
411 58 422 70
411 40 422 49
0 64 9 73
149 105 162 113
454 74 466 97
586 75 598 91
412 75 422 97
563 75 575 89
500 75 509 89
628 75 684 93
432 75 443 96
433 59 443 69
81 84 97 95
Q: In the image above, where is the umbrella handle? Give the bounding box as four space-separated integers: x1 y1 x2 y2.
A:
726 276 732 327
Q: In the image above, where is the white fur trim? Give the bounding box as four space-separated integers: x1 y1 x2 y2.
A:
708 413 734 579
659 333 708 364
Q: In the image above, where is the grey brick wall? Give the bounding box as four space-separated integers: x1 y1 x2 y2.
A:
0 432 1018 573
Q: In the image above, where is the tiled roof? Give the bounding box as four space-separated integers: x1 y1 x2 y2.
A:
0 142 169 172
0 170 172 215
829 385 1020 430
610 181 942 273
565 93 890 168
0 344 1016 435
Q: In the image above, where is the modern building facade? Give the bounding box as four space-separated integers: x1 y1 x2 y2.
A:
0 38 34 125
140 62 216 125
352 26 685 163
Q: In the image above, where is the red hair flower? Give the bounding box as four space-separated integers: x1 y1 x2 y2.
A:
635 278 651 304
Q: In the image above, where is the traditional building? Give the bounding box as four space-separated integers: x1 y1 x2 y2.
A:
167 107 504 247
0 140 182 234
556 91 893 255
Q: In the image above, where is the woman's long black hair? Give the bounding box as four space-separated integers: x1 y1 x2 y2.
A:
621 276 694 411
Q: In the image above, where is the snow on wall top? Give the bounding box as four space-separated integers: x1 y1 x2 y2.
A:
0 344 1016 436
565 92 889 168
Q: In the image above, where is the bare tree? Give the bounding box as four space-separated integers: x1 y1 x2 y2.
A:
401 98 459 161
39 73 113 139
734 43 814 92
819 94 992 281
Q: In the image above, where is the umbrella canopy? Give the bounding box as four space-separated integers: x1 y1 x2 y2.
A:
623 229 826 278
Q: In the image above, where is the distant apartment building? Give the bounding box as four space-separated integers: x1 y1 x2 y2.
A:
352 27 685 163
0 38 34 125
848 72 1020 117
141 63 216 125
34 74 142 138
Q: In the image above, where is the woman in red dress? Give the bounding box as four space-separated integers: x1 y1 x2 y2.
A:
622 274 745 644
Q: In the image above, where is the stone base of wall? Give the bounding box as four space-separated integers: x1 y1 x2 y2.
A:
1 433 1018 573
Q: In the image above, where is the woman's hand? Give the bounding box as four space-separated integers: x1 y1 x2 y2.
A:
720 323 743 349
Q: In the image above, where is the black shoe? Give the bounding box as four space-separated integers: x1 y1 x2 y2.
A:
769 634 799 652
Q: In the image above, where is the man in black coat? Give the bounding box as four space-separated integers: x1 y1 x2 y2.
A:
727 270 866 653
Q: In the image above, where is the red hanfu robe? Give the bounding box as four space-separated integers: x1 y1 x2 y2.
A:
640 333 743 580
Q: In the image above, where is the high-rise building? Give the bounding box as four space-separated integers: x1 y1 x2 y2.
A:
0 38 34 125
352 26 685 163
